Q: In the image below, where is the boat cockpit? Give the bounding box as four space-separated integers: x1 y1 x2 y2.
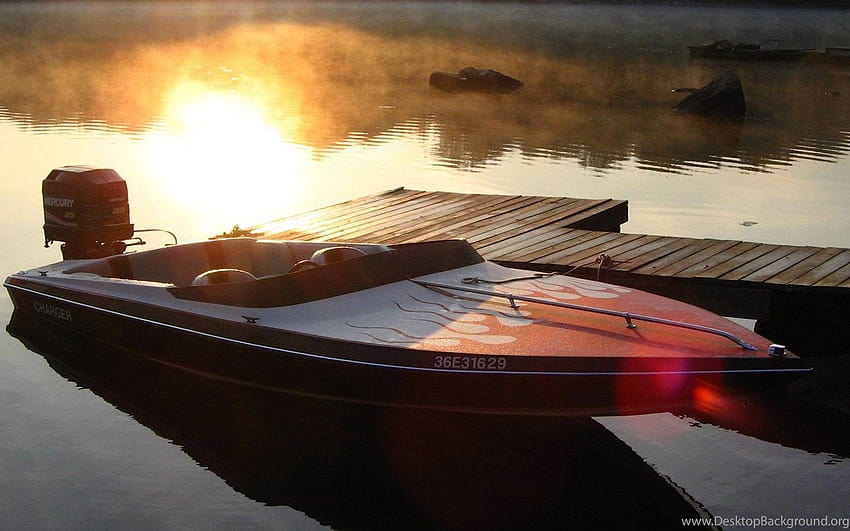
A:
63 238 392 287
60 238 484 308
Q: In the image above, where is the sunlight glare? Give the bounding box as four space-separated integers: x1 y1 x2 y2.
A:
144 83 310 235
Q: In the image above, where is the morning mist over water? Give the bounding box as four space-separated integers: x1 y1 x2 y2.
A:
0 2 848 250
1 2 850 530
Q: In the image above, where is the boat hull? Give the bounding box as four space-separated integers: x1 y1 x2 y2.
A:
5 275 810 416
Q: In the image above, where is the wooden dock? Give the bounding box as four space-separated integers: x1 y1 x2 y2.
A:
253 188 628 242
248 188 850 355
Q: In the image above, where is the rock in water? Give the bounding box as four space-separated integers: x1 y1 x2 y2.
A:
675 70 746 118
429 67 523 94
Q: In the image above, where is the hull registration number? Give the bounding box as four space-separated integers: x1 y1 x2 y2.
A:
434 355 507 371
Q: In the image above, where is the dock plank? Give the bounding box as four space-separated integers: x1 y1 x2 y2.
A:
765 247 844 285
741 247 821 283
655 239 743 277
351 193 520 243
673 241 762 278
406 196 558 239
467 199 610 247
529 231 630 265
378 195 531 243
814 261 850 287
510 229 607 263
332 192 502 241
321 192 483 240
259 189 435 240
536 233 648 268
255 190 402 237
287 188 431 226
719 247 800 282
594 236 684 272
617 238 700 272
489 229 604 263
630 239 724 276
389 198 571 245
480 224 585 259
792 250 850 286
694 244 782 279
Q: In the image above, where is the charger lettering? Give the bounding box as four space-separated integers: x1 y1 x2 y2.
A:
33 300 73 321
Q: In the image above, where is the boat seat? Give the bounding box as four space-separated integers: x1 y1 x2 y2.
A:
191 268 257 286
287 260 320 274
309 246 367 266
64 238 288 286
114 238 257 286
252 241 297 277
283 246 368 275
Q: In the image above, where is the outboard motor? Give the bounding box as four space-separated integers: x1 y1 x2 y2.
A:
42 166 134 260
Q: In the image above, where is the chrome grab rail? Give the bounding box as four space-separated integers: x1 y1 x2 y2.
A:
414 279 758 351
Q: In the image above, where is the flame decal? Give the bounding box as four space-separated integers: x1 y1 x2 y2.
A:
347 293 530 346
393 301 491 333
495 276 631 302
409 295 533 327
345 275 629 348
346 321 515 347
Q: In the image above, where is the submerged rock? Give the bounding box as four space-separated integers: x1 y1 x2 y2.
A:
675 70 746 119
429 67 523 94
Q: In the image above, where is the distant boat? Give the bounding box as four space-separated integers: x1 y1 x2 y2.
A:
689 40 808 61
816 47 850 64
826 47 850 57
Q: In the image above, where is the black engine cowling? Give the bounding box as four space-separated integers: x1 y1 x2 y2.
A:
42 166 134 260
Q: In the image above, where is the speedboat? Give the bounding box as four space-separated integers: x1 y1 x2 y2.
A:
4 166 811 415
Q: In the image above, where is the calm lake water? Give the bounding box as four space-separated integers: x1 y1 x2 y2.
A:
2 1 850 529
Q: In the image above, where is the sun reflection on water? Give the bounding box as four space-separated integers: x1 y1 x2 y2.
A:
142 83 311 234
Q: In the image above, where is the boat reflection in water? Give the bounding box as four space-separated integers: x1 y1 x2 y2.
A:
8 309 728 529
